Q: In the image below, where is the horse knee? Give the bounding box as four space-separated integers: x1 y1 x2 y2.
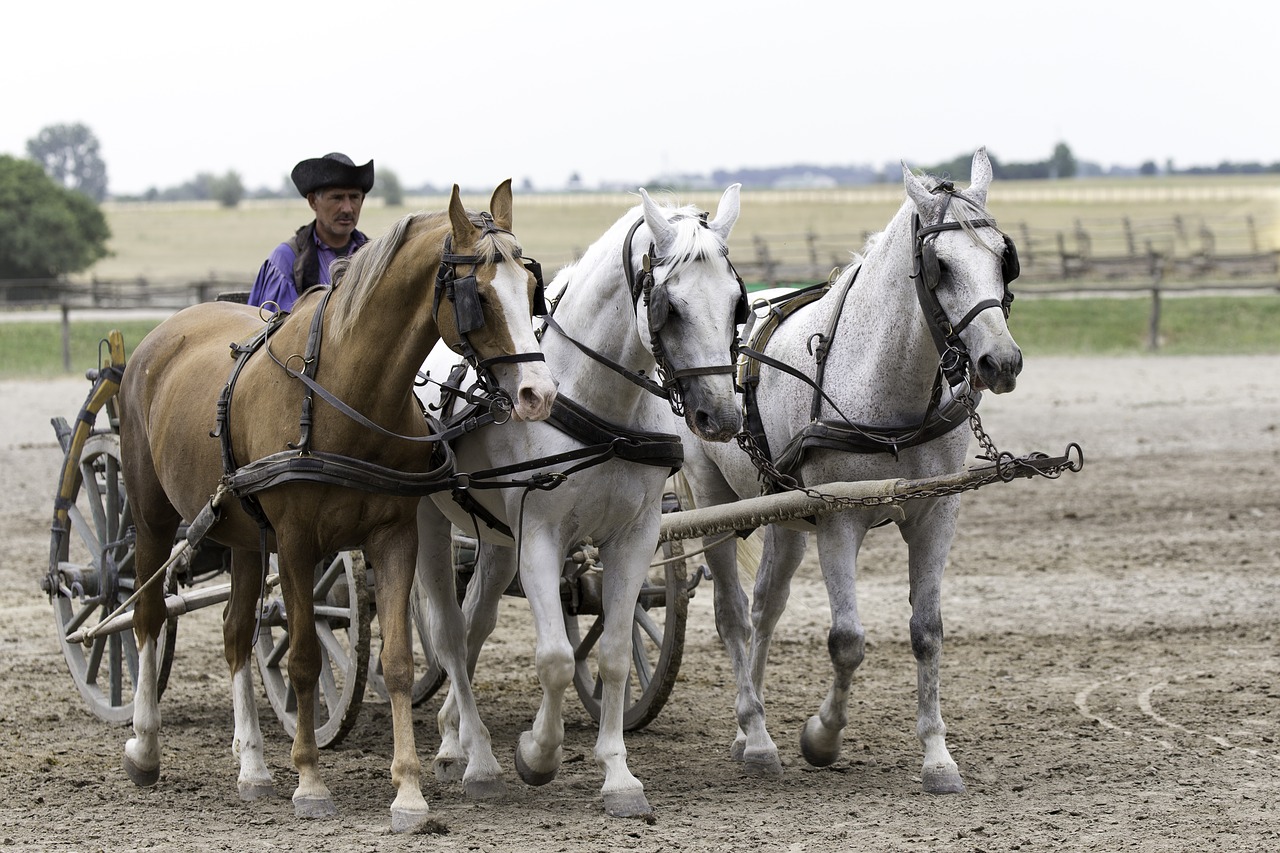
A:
536 645 574 691
910 614 943 661
827 624 865 671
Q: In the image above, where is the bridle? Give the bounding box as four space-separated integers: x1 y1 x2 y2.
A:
433 211 548 393
621 212 749 417
909 181 1020 386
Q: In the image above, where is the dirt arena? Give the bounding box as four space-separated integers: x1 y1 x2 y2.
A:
1 354 1277 852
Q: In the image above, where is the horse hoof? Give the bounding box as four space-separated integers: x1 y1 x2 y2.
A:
462 777 506 800
798 716 840 767
513 742 557 787
123 754 159 788
603 788 653 819
293 796 338 819
729 739 746 762
432 756 465 784
922 765 966 794
391 806 432 834
742 752 784 778
238 779 275 801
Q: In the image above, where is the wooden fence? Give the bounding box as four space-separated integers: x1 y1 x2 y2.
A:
736 214 1279 293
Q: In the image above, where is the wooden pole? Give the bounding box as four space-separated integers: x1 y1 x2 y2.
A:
60 302 71 372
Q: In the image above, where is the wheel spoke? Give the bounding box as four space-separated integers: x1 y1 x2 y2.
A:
573 616 605 661
633 603 664 646
262 631 289 668
316 655 339 715
315 623 350 679
631 617 654 689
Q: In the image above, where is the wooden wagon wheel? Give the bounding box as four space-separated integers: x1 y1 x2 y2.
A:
47 430 178 724
565 489 690 731
254 550 371 748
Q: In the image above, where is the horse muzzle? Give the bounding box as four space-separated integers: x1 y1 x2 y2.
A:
973 347 1023 395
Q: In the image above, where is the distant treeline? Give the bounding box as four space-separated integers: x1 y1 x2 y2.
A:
118 144 1280 202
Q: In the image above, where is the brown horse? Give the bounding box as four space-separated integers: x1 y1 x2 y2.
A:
115 182 556 831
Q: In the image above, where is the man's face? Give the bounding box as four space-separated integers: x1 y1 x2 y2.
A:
309 186 365 247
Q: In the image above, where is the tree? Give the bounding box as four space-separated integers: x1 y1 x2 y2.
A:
26 123 109 202
209 170 245 208
1049 142 1077 179
0 155 111 279
372 166 404 206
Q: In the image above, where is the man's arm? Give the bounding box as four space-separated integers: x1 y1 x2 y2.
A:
247 243 299 310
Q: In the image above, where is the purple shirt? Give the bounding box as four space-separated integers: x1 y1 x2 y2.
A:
247 226 368 311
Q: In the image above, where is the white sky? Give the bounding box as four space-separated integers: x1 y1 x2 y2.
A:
4 0 1275 195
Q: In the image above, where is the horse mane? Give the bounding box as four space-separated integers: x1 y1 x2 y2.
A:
328 213 418 339
326 210 522 342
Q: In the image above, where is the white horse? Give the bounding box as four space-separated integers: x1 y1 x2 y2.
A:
413 185 746 817
679 148 1022 793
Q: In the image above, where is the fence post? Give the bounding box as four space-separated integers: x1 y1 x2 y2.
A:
1146 257 1163 352
61 301 72 372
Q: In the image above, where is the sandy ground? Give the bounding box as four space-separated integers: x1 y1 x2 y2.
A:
1 354 1278 852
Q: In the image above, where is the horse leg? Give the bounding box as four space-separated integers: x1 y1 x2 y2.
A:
902 499 966 794
680 465 781 772
511 536 574 790
121 505 180 787
586 539 654 817
366 527 433 832
224 548 273 799
274 538 335 819
415 502 504 798
799 516 869 768
699 530 775 776
737 525 809 774
432 539 515 785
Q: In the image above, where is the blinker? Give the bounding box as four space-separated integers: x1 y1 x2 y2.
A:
449 275 485 334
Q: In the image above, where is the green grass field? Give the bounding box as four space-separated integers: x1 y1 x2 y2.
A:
3 294 1277 379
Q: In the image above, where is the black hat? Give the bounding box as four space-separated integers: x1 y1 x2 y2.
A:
291 152 375 196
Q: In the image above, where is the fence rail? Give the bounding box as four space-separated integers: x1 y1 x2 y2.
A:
732 214 1279 292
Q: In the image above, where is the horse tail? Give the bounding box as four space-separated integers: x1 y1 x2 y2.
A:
735 529 763 585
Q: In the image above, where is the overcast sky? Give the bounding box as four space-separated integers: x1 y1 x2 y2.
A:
5 1 1275 196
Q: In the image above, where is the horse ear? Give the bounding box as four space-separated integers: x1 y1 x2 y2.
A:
490 178 514 231
968 148 992 206
639 188 676 253
448 184 471 245
902 161 932 209
708 183 741 242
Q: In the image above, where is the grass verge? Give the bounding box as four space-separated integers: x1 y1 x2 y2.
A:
1 294 1277 379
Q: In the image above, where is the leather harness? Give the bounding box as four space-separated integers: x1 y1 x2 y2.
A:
736 187 1019 487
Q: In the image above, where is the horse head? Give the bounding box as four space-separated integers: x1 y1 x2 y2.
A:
903 148 1023 394
633 184 746 441
435 180 557 422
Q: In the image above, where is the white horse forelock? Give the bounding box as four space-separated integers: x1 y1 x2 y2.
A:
561 199 730 304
